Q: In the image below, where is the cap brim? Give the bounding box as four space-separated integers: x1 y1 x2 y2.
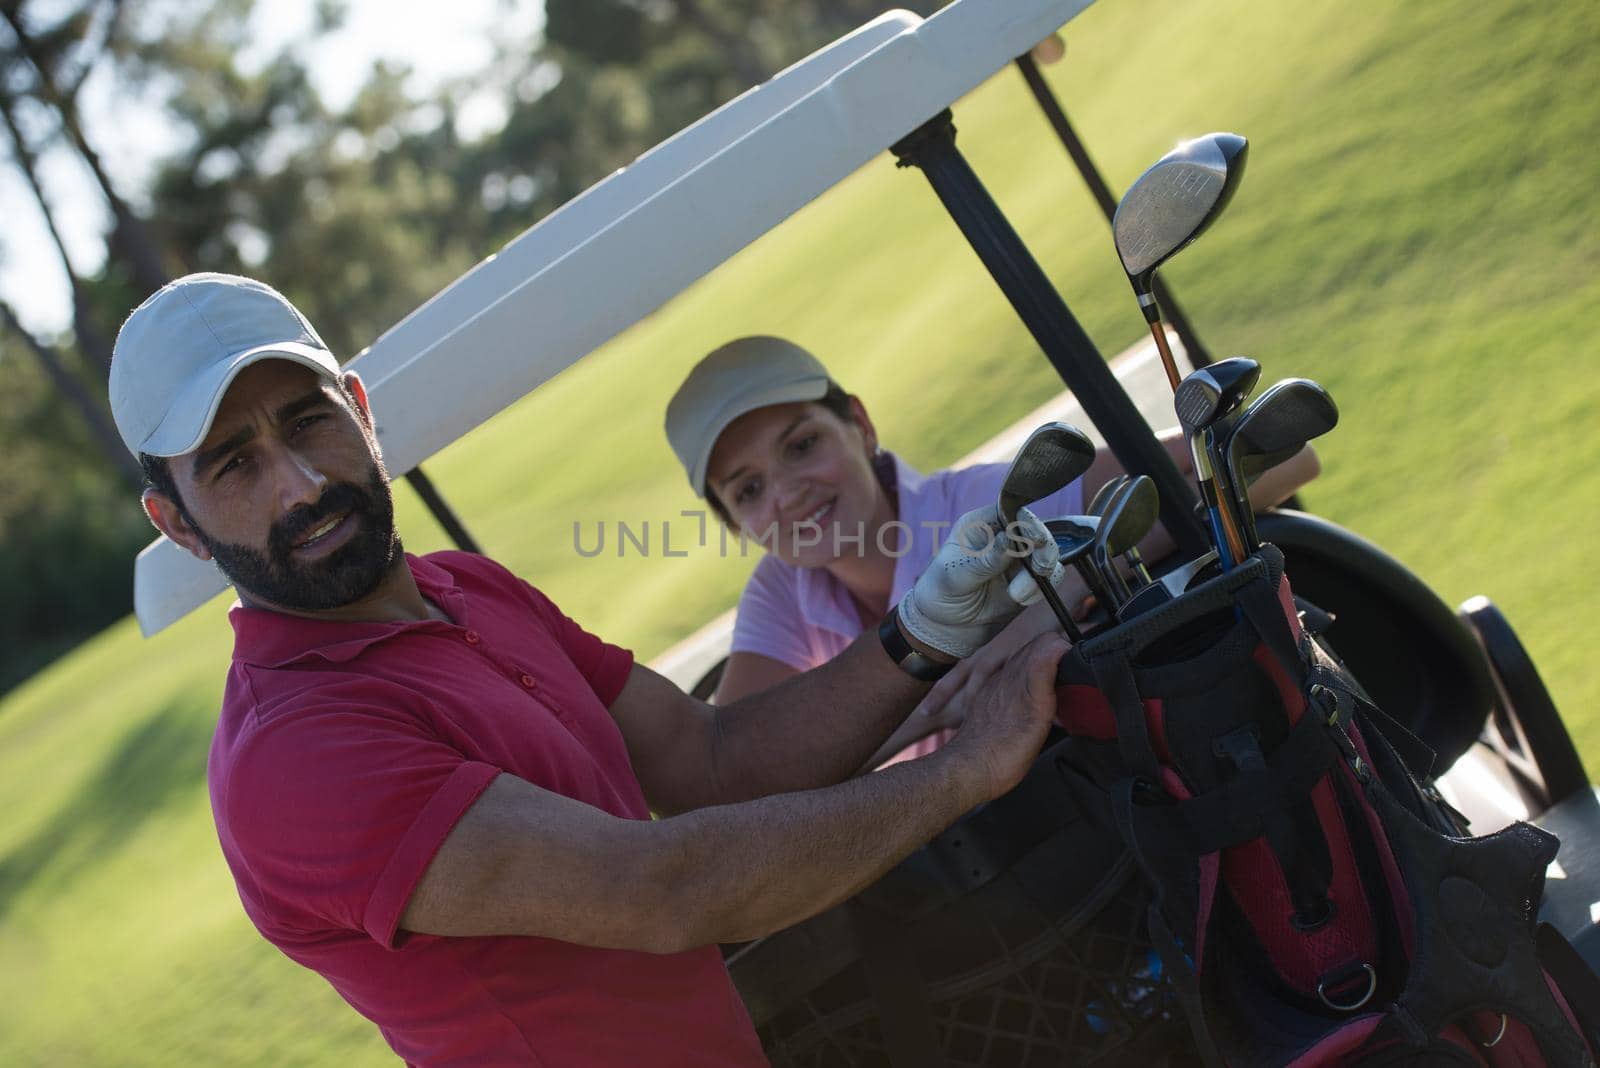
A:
139 341 341 457
690 376 830 495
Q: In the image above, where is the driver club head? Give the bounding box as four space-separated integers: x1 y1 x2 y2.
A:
998 422 1097 527
1174 356 1263 435
1113 132 1249 298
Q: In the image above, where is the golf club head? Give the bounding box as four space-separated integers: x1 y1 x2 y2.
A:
998 422 1097 526
1222 378 1338 553
1046 516 1117 610
1159 551 1221 598
1102 475 1160 558
1087 474 1128 518
1228 378 1339 458
1092 476 1161 604
1046 515 1100 563
1113 132 1249 296
1174 356 1263 434
1120 550 1223 621
1240 443 1310 485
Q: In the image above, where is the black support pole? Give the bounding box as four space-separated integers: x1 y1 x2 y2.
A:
405 467 484 554
1013 53 1214 370
891 112 1209 558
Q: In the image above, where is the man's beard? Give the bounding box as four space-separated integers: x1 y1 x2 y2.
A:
196 462 403 612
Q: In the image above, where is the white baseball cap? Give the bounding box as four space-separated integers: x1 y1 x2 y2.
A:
665 336 834 496
109 272 342 458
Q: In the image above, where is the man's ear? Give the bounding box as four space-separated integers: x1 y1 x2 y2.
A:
343 371 372 427
847 395 879 454
143 489 212 562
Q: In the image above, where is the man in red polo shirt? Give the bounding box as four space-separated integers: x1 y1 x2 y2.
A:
108 273 1069 1066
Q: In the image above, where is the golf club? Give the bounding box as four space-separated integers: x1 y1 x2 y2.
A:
1174 356 1261 568
1117 549 1223 620
1092 474 1161 606
1000 423 1097 642
1087 474 1127 518
1220 378 1339 552
1113 132 1249 391
1047 516 1118 619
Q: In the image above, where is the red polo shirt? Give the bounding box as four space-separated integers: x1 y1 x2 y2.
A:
209 551 767 1067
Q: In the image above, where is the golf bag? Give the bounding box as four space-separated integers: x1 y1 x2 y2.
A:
1052 545 1600 1066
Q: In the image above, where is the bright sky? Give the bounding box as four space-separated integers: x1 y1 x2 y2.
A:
1 0 544 336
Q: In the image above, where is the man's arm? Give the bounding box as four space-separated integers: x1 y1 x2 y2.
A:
611 628 934 815
608 503 1064 814
399 634 1068 953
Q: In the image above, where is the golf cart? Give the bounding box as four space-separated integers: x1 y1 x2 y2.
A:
127 0 1600 1062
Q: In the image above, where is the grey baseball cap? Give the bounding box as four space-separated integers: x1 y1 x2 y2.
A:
109 272 342 458
665 336 833 496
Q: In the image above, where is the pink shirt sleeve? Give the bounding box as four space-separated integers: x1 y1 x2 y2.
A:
728 557 826 673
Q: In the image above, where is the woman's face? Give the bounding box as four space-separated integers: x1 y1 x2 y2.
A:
705 398 889 568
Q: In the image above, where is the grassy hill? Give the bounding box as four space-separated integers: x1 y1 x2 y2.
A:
2 0 1595 1062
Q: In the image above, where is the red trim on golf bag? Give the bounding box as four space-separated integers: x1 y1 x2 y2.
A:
1050 547 1599 1067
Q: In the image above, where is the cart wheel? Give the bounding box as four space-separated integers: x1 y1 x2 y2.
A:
1253 510 1493 774
1458 596 1588 806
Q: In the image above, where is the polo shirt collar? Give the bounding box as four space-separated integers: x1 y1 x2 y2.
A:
790 451 925 639
229 554 466 669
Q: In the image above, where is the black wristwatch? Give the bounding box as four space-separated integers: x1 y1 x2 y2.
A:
878 607 956 682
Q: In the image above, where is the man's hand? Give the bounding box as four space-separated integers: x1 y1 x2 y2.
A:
935 632 1071 800
897 504 1064 659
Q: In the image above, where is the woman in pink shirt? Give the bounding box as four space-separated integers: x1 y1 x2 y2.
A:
665 337 1317 766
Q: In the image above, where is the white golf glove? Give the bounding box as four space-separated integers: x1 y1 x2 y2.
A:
896 504 1065 659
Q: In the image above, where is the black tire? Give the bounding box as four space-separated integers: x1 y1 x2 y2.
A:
1458 595 1587 806
1253 510 1494 775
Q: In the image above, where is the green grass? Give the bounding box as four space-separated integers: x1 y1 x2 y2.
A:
3 1 1597 1061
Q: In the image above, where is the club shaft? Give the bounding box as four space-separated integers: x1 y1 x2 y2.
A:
1206 424 1259 559
1150 321 1183 391
1189 436 1248 567
1028 562 1084 643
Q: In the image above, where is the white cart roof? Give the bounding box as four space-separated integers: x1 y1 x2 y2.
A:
132 0 1097 634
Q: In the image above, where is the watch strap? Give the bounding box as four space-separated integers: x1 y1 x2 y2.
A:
878 607 955 681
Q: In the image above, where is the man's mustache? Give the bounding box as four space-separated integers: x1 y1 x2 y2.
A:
266 482 372 562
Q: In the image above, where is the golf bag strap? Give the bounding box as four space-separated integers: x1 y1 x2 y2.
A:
1536 922 1600 1048
1146 902 1226 1068
1234 564 1305 678
847 900 948 1068
1088 651 1163 783
1118 708 1338 859
1310 662 1438 782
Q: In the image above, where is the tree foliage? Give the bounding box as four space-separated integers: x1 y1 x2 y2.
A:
0 0 932 693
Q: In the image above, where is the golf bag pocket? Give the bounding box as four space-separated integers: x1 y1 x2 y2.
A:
1051 545 1598 1067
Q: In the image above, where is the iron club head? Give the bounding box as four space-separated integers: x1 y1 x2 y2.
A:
1091 475 1161 605
998 422 1097 528
999 423 1095 641
1221 378 1339 552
